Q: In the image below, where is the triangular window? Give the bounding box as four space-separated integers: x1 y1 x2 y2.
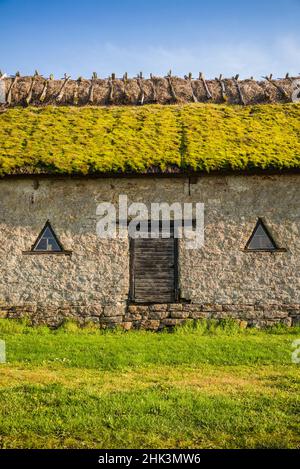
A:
32 221 63 252
245 219 277 251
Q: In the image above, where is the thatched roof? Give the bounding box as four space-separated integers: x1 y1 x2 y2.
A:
0 73 298 107
0 104 299 176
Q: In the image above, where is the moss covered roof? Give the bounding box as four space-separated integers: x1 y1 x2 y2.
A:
0 103 299 176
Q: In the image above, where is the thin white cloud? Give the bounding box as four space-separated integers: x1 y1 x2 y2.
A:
5 34 300 79
80 36 300 79
104 36 300 78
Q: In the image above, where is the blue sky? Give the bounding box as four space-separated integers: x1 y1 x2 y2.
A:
1 0 300 79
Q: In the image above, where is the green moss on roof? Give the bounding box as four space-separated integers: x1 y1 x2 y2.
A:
0 104 299 175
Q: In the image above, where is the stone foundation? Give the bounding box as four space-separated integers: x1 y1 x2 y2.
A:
1 302 299 329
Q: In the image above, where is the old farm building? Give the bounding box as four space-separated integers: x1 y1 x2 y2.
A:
0 73 300 329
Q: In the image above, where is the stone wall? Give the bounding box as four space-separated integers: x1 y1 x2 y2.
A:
0 173 299 329
124 303 300 329
0 302 299 329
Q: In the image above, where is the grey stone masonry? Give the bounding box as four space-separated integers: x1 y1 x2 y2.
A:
0 173 300 328
0 302 298 329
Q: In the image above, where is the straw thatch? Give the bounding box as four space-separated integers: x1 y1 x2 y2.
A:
0 73 298 107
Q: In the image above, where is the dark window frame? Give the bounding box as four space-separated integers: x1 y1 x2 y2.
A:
22 220 72 256
243 218 286 253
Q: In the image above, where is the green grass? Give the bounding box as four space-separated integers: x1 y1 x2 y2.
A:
0 319 299 449
1 104 300 175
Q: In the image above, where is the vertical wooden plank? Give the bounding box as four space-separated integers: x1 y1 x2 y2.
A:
129 237 135 301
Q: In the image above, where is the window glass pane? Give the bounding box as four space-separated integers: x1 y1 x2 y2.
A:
42 226 53 239
34 238 47 251
33 224 62 252
247 222 276 250
46 237 60 251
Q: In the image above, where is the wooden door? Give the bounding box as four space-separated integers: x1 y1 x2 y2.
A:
130 234 178 303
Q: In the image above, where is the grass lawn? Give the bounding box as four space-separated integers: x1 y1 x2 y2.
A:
0 319 299 449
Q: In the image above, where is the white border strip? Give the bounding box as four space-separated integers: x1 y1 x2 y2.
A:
0 339 5 364
0 74 7 104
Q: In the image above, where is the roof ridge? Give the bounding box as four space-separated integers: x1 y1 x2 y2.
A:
0 73 299 106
